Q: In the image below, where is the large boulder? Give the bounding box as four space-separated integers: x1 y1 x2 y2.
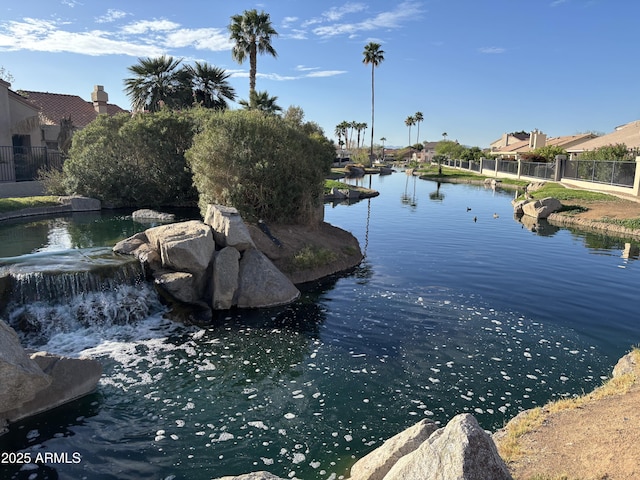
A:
4 352 102 423
0 320 51 417
236 249 300 308
212 247 241 310
146 221 215 274
521 197 562 220
383 414 512 480
215 473 285 480
113 232 148 255
132 209 175 222
350 419 438 480
154 270 200 304
204 205 256 252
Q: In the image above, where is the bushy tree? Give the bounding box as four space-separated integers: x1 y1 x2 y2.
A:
580 143 634 161
530 145 567 162
186 110 333 224
63 111 197 206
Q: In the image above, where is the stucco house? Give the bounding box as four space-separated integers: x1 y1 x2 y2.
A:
0 82 127 184
566 120 640 156
490 129 596 159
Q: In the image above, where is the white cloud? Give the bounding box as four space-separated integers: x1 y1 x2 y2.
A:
550 0 569 6
0 16 232 57
120 19 180 35
312 1 423 38
323 3 367 21
305 70 347 78
96 9 128 24
295 65 320 72
281 16 298 28
61 0 82 7
478 47 506 54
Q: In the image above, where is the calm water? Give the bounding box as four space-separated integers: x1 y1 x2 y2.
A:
1 174 639 480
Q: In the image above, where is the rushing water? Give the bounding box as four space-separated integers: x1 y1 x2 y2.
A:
1 175 640 480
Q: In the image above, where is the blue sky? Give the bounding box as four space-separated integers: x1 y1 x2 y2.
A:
1 0 637 148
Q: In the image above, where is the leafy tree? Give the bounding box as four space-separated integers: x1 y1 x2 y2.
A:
188 61 236 110
239 90 282 115
63 111 197 206
186 110 334 224
579 144 634 161
229 9 278 107
405 116 416 147
124 55 192 112
414 111 424 144
531 145 567 162
460 146 484 162
363 42 385 164
0 66 14 83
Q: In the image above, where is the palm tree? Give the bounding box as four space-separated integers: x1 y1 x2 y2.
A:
405 115 416 147
336 121 350 150
356 122 368 149
239 90 282 115
229 9 278 107
380 136 387 160
188 61 236 110
442 132 448 141
363 42 385 166
124 55 192 112
414 111 424 145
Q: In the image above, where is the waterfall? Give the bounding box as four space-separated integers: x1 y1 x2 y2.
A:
0 248 164 346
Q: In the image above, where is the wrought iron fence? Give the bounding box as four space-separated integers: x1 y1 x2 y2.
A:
482 158 496 171
497 159 518 175
0 146 64 182
469 160 481 172
520 161 555 180
563 160 636 187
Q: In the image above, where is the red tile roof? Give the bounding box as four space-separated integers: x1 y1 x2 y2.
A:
17 90 128 128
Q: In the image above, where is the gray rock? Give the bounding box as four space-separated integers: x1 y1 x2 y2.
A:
4 352 102 423
0 320 51 415
154 270 199 304
59 196 101 211
214 472 285 480
132 209 175 222
330 187 347 200
204 205 256 252
384 413 512 480
512 199 528 216
212 247 241 310
522 197 562 220
350 419 439 480
146 221 215 274
113 232 148 255
613 351 639 378
236 249 300 308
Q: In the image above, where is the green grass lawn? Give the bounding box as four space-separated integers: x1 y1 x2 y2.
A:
0 196 61 214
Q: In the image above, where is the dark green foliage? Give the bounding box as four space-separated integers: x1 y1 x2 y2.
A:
579 144 636 161
186 110 333 224
63 111 197 207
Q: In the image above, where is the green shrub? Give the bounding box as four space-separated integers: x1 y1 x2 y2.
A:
186 110 333 224
63 111 198 207
292 245 336 270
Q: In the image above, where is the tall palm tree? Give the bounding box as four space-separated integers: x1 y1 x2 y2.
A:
405 115 416 147
414 111 424 145
363 42 385 166
380 136 387 160
442 132 448 141
229 9 278 107
239 90 282 115
124 55 192 112
336 121 350 150
356 122 368 149
188 61 236 110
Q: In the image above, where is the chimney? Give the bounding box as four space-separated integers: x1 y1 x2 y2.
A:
91 85 108 114
529 129 547 149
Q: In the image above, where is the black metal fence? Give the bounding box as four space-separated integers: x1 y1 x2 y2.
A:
0 146 64 182
563 160 635 187
520 161 556 180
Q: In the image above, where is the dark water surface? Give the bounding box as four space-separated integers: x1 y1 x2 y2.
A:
1 174 639 480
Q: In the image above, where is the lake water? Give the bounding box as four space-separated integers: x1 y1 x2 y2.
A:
1 172 639 480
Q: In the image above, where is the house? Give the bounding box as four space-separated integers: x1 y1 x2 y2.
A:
490 131 530 151
490 129 596 158
566 120 640 156
18 85 128 151
0 82 127 185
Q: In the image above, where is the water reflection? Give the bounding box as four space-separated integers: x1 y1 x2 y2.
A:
429 182 445 202
401 174 418 208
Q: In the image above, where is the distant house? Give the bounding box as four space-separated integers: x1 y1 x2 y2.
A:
490 129 596 158
490 131 530 151
566 120 640 156
17 85 128 151
420 141 439 162
0 83 127 184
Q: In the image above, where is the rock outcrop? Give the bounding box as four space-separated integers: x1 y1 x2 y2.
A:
132 209 176 222
349 419 439 480
0 320 101 436
514 196 562 220
381 414 512 480
114 205 301 311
